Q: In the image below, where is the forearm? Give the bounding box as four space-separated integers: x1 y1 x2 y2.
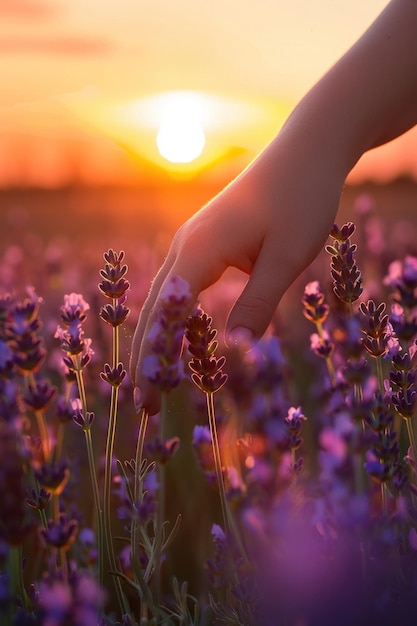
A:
280 0 417 176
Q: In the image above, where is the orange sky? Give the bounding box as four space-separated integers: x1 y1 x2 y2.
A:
1 0 417 188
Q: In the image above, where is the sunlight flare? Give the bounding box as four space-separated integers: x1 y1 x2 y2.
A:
156 93 206 163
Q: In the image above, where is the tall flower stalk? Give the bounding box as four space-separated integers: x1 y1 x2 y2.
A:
326 222 363 314
326 222 364 408
132 405 151 621
7 288 50 460
55 293 104 590
142 275 191 603
359 300 398 393
184 304 250 569
99 249 130 615
390 350 417 458
302 280 336 386
185 307 228 527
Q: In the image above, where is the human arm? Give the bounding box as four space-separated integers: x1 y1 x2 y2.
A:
130 0 417 415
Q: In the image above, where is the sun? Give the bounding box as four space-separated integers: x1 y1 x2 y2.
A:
156 93 206 164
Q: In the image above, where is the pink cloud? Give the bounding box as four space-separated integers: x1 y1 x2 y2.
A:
0 36 114 55
0 0 57 19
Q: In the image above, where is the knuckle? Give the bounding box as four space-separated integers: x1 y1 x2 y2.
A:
236 293 275 317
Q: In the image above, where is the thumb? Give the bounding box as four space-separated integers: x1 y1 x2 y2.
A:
225 245 288 344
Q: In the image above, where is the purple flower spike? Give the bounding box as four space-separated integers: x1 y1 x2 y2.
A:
100 362 126 387
99 249 130 300
186 305 228 394
326 222 363 305
39 512 79 551
59 293 90 326
23 378 56 412
143 276 192 393
302 281 330 324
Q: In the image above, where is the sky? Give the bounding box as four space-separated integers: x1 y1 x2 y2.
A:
1 0 416 187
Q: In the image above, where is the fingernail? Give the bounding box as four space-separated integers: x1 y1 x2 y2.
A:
133 386 143 413
227 327 254 349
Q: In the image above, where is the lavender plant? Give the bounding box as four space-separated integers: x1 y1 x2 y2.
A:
4 211 417 626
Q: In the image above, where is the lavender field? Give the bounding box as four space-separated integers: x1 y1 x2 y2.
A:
2 179 417 626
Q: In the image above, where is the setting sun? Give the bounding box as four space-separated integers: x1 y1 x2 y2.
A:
74 91 289 177
156 93 206 163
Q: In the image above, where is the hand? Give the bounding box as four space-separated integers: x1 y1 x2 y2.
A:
130 0 417 415
130 127 344 415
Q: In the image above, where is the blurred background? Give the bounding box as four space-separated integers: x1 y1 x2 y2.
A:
2 0 417 318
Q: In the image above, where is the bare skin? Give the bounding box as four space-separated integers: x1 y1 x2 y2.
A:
131 0 417 415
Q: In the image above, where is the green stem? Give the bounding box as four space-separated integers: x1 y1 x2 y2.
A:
74 365 105 606
112 309 119 370
75 367 88 417
24 372 50 462
315 320 336 387
405 417 417 459
103 387 129 614
375 356 385 395
38 507 49 531
154 392 168 604
381 482 388 517
206 392 249 566
134 409 149 503
206 392 228 531
103 322 130 616
131 408 150 622
84 427 104 591
9 545 29 613
34 409 51 461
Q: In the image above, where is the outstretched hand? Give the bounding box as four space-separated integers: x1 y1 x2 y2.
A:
130 0 417 415
130 129 344 415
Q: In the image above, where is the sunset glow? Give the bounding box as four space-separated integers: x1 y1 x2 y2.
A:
67 91 290 177
1 0 416 187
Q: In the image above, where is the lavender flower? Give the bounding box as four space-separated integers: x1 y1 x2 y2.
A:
390 350 417 423
59 292 90 327
359 300 396 358
38 570 103 626
39 513 79 551
385 257 417 344
23 377 56 412
99 302 129 327
302 280 330 324
144 436 180 465
186 305 228 394
284 406 307 452
326 222 363 305
192 424 215 473
98 249 130 300
143 276 192 392
6 287 46 373
26 487 51 511
310 330 334 358
100 362 126 387
389 302 417 344
35 459 70 495
55 292 94 384
72 403 95 431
